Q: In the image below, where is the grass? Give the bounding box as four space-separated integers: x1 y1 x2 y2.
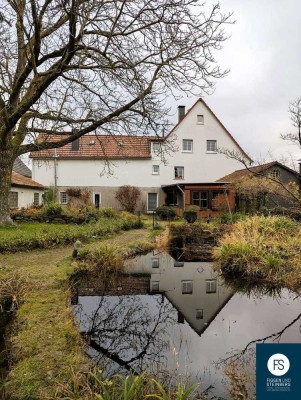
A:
55 369 198 400
0 214 143 253
0 218 156 399
214 215 301 291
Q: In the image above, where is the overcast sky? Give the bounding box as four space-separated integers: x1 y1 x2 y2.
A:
172 0 301 169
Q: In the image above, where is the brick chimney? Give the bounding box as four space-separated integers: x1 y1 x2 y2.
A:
178 105 185 122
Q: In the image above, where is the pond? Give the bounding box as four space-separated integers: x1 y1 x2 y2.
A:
73 251 301 399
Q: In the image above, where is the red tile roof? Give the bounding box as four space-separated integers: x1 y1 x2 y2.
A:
216 161 300 183
11 171 44 189
30 135 155 159
30 98 250 162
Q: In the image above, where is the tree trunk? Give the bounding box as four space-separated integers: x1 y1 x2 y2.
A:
0 149 15 225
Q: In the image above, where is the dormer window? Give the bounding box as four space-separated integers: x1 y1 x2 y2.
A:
152 142 160 154
71 138 79 151
197 115 204 124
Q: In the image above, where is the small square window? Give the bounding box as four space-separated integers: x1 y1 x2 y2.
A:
60 192 68 204
33 193 40 206
206 279 217 293
175 166 184 179
196 309 204 319
206 140 217 153
270 169 281 179
152 165 160 175
152 142 160 154
182 139 193 152
151 281 160 292
197 115 204 124
152 258 159 268
182 280 193 294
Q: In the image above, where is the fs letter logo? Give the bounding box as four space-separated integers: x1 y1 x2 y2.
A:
267 353 290 376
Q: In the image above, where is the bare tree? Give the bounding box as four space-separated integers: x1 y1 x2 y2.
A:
0 0 233 224
281 97 301 147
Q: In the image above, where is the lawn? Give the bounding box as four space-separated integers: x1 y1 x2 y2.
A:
0 214 143 253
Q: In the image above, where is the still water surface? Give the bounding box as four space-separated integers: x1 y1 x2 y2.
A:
73 251 301 399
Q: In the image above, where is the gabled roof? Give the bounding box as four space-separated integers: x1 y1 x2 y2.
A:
13 158 32 178
217 161 301 183
30 134 155 160
11 171 44 189
166 98 252 162
30 98 250 162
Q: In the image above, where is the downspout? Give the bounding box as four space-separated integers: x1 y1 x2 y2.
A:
54 149 58 199
177 184 185 212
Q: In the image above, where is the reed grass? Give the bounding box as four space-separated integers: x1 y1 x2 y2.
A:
214 215 301 291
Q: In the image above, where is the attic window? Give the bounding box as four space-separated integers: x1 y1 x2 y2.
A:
270 169 281 179
197 115 204 124
152 142 160 154
117 141 124 147
89 140 96 145
71 138 80 151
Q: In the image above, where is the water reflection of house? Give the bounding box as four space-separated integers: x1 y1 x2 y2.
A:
126 251 233 335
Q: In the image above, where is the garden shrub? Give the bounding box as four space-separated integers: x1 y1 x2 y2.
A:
99 207 116 218
43 202 63 217
115 185 141 213
156 206 176 220
220 212 246 224
183 209 197 223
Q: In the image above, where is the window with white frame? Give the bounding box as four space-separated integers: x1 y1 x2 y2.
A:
152 165 160 175
9 192 18 208
174 166 184 179
152 142 160 154
206 140 217 153
182 139 193 152
60 192 68 204
33 193 40 206
206 279 217 293
151 281 160 292
147 193 158 211
197 115 204 124
182 280 193 294
270 169 281 179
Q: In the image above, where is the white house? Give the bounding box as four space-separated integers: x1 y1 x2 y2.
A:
31 99 251 212
10 159 44 209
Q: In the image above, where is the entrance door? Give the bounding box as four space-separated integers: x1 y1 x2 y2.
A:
147 193 158 212
94 193 100 209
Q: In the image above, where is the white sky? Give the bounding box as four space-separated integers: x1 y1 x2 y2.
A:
171 0 301 169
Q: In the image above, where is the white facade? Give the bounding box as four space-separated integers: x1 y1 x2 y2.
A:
31 99 250 209
10 187 44 209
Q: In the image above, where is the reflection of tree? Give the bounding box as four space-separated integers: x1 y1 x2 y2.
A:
76 295 175 375
218 311 301 365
